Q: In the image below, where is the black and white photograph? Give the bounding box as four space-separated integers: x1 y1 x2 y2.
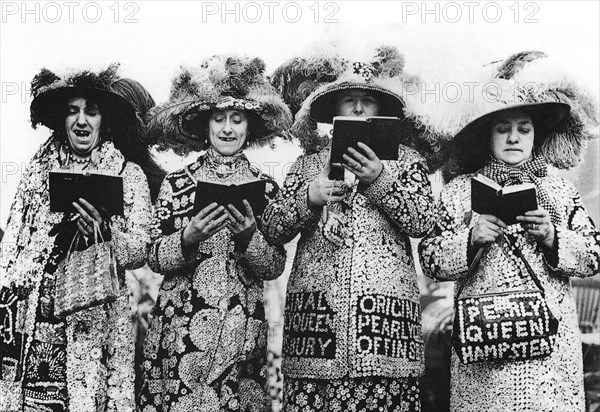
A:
1 1 599 411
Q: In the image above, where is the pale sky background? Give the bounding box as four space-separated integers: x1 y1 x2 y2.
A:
1 0 599 227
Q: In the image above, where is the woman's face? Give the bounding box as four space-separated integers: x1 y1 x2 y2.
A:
335 90 380 117
207 109 249 156
65 97 102 155
490 110 534 167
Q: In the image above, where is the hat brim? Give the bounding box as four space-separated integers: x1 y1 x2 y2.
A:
179 100 273 142
452 102 571 172
31 86 136 130
309 83 405 124
454 102 570 147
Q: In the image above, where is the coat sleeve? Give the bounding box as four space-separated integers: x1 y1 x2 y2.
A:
147 176 195 276
544 178 600 277
234 229 286 283
361 145 436 237
261 155 320 245
0 163 31 288
110 162 153 272
418 176 473 282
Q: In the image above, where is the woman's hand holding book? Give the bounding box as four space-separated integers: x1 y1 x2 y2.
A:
516 209 557 250
182 203 228 247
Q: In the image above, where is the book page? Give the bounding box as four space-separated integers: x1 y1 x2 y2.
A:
501 182 536 195
333 116 368 123
473 174 501 191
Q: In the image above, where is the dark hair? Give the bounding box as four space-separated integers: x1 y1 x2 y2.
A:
198 108 255 151
456 112 543 173
108 78 167 202
110 78 155 120
490 109 547 150
55 96 116 145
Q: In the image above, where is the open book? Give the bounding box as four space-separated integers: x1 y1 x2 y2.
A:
471 174 537 225
330 116 401 165
49 170 124 216
193 180 268 216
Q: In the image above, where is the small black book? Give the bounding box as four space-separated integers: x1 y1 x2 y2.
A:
471 174 537 225
330 116 401 165
193 180 268 216
49 171 124 216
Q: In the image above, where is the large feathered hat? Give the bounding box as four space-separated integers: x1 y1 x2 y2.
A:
30 63 136 132
147 55 292 156
442 51 599 180
270 54 347 118
276 43 448 170
29 63 149 164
